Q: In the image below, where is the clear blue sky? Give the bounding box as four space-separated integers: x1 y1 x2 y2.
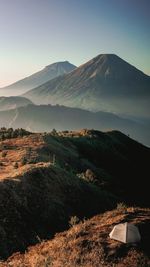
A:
0 0 149 87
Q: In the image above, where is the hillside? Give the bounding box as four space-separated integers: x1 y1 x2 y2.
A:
0 96 33 111
24 54 150 118
1 207 149 267
0 104 149 146
0 61 76 96
0 163 115 259
0 129 149 262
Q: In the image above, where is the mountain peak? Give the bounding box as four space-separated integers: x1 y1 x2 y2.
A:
45 60 75 68
0 61 76 96
89 53 125 66
24 53 150 119
77 53 149 81
94 53 118 59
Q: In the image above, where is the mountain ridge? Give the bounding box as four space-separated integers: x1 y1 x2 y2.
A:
0 96 33 111
0 104 149 146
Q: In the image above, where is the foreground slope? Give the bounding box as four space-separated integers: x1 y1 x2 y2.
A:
0 163 114 259
0 61 76 96
24 54 150 117
1 207 150 267
0 129 149 260
0 104 149 146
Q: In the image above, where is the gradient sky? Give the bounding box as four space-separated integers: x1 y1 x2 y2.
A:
0 0 149 87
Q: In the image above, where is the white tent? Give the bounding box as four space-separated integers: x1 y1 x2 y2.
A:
109 222 141 243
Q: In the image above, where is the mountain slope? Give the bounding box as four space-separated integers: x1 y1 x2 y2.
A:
0 61 76 96
1 207 149 267
24 54 150 117
0 104 149 146
0 130 149 260
0 96 33 111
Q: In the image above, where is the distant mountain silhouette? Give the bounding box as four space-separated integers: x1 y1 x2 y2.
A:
24 54 150 117
0 96 33 111
0 61 76 96
0 104 149 146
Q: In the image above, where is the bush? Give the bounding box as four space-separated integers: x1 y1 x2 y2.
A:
69 216 80 227
51 129 58 136
14 162 19 169
21 157 27 166
116 202 127 210
1 151 7 157
85 169 96 182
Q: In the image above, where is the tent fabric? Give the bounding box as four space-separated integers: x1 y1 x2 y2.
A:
109 222 141 243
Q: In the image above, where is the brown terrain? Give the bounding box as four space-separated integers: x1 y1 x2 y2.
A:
0 129 99 180
0 207 150 267
0 133 45 180
0 129 150 266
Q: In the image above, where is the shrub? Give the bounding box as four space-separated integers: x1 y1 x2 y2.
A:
85 169 96 182
14 162 19 169
116 202 127 210
51 129 58 136
21 157 27 166
1 151 7 157
69 216 80 227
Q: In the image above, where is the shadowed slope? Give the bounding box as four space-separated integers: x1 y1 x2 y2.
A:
1 207 149 267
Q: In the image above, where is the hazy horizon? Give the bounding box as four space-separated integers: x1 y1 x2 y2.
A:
0 0 150 87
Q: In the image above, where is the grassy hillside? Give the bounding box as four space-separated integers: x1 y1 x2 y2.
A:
0 129 149 261
1 207 149 267
0 164 115 259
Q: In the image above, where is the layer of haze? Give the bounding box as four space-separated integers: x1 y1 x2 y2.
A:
0 0 149 87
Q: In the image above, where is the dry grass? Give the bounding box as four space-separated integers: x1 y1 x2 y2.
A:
0 130 150 266
0 207 149 267
0 134 45 179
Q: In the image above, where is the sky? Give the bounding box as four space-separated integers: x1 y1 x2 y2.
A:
0 0 150 87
